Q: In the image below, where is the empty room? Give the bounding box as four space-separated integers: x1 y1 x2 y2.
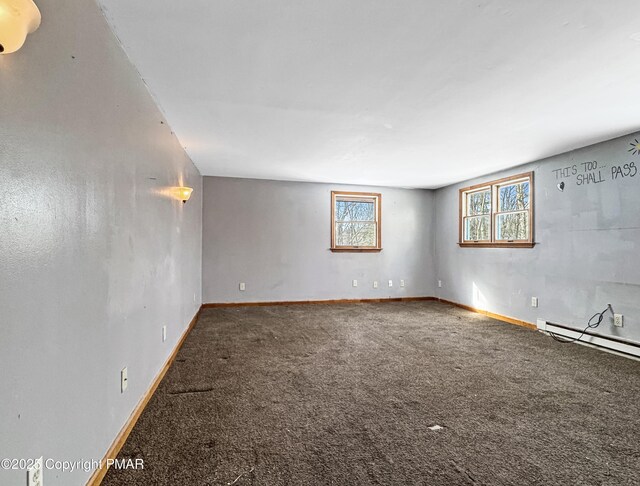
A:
2 0 640 485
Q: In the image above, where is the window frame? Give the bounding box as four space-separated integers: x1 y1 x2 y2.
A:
458 171 534 248
331 191 382 252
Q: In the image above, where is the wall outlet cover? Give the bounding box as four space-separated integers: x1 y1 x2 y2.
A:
352 279 358 287
27 457 43 486
614 314 624 327
531 297 538 308
373 281 378 289
438 280 442 288
121 367 128 393
388 280 393 287
400 280 405 287
162 325 167 342
239 282 246 291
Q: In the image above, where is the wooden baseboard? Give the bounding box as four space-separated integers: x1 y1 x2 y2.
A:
437 298 536 330
202 297 436 308
86 307 202 486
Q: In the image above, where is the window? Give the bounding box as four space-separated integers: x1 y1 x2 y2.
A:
331 191 381 252
459 172 534 248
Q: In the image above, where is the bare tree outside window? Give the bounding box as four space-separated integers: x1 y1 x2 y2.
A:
331 192 381 251
464 189 491 241
459 172 534 248
496 181 530 241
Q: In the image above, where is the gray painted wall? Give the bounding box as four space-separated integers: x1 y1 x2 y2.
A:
435 132 640 343
2 2 639 484
202 177 435 303
0 1 202 485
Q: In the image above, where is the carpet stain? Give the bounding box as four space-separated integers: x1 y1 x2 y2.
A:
168 387 215 395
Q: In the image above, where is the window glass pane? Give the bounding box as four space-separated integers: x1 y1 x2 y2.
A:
498 182 529 212
466 190 491 216
335 200 375 222
496 211 529 240
464 216 490 241
335 222 376 247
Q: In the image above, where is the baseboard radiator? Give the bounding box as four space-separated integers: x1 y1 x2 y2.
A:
537 319 640 360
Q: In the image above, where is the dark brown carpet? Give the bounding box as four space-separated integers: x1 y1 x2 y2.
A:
103 301 640 485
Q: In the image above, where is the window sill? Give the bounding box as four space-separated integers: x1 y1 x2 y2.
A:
330 248 383 253
458 242 536 248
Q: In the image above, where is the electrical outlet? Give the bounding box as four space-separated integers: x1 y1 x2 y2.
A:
27 457 43 486
239 282 246 291
531 297 538 308
373 281 378 289
388 280 393 287
193 293 196 303
614 314 624 327
438 280 442 288
400 280 405 287
121 367 128 393
162 325 167 342
352 279 358 287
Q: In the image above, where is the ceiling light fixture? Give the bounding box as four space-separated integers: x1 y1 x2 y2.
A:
0 0 41 54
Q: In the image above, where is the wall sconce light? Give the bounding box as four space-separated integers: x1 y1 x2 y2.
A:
175 187 193 203
0 0 41 54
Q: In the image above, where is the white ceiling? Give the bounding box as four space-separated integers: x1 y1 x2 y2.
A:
97 0 640 188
